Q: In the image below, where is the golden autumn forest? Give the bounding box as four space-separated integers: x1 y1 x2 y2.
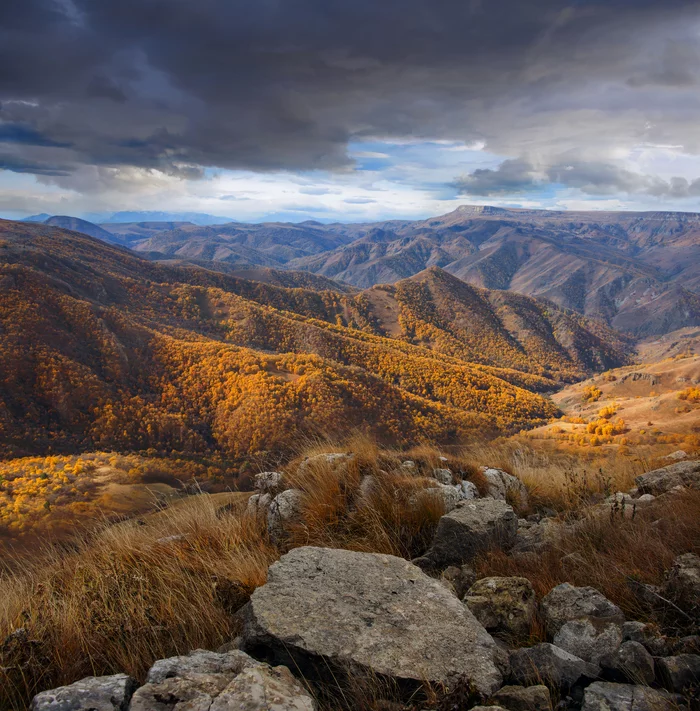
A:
0 219 631 542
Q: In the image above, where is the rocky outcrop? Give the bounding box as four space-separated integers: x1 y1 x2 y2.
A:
540 583 624 636
31 675 138 711
241 546 506 697
464 577 537 642
415 499 518 569
509 643 598 690
634 460 700 494
581 681 679 711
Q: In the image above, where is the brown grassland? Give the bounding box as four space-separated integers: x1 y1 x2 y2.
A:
1 436 698 711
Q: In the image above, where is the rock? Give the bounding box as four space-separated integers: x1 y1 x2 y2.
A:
509 644 598 690
31 675 138 711
661 552 700 620
459 480 480 499
482 468 529 509
513 519 558 554
664 450 688 461
635 460 700 495
673 635 700 655
254 471 283 495
146 649 260 683
553 618 623 666
417 499 518 569
422 483 461 513
401 460 417 471
621 622 669 657
581 681 679 711
441 564 477 599
247 492 272 517
242 547 506 697
464 576 537 642
267 489 305 543
488 684 552 711
540 583 624 636
210 665 316 711
600 641 655 685
433 468 453 485
132 650 315 711
656 654 700 693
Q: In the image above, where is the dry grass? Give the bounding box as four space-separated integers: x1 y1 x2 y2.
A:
0 436 489 710
0 496 277 710
476 490 700 625
1 435 697 710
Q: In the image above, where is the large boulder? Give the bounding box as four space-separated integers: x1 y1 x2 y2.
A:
31 675 137 711
416 499 518 569
661 552 700 621
482 468 529 509
656 654 700 693
509 644 598 691
464 577 537 642
552 617 623 666
634 460 700 495
600 641 655 685
621 621 670 657
131 649 315 711
581 681 680 711
241 547 506 697
488 684 552 711
540 583 624 636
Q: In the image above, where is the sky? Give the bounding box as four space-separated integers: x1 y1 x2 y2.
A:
1 0 700 223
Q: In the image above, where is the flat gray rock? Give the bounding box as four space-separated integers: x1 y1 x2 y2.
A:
31 675 137 711
417 499 518 568
581 681 679 711
242 546 506 697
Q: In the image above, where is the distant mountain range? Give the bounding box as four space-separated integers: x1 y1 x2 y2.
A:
20 205 700 337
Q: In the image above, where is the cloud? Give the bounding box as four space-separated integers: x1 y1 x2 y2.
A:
344 197 377 204
456 156 700 198
1 0 699 188
454 158 541 196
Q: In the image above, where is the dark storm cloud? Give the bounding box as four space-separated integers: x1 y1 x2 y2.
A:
0 0 699 184
454 159 540 196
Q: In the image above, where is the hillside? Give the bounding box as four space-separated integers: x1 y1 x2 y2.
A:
3 218 628 461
